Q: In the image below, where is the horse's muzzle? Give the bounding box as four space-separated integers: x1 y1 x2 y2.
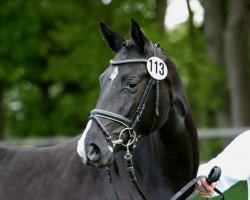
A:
84 143 114 168
86 143 101 163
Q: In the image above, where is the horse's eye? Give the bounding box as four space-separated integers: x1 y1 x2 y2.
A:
127 80 138 89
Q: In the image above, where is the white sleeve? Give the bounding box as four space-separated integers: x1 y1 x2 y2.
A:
198 130 250 197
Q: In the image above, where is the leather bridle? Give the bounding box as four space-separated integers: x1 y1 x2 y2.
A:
89 43 160 150
87 43 161 200
86 42 225 200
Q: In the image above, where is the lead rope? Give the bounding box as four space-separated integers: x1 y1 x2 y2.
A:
106 167 121 199
105 143 148 200
106 167 112 183
124 143 148 200
170 166 225 200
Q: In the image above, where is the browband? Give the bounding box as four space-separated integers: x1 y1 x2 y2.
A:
110 59 147 65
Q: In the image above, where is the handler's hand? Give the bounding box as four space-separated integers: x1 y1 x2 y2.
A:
196 178 217 198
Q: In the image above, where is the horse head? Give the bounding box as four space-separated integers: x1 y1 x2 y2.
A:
77 19 189 168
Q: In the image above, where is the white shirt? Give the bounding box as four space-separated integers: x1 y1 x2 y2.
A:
198 130 250 199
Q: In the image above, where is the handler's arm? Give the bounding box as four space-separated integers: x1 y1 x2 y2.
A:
197 130 250 197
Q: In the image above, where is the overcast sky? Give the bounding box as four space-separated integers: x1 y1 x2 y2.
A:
165 0 204 29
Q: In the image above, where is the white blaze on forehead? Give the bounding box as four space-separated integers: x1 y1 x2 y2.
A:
106 67 119 91
77 120 92 163
110 67 118 82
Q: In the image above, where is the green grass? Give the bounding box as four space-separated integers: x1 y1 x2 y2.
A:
193 181 247 200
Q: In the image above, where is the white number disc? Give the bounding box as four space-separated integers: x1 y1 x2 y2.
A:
147 57 168 80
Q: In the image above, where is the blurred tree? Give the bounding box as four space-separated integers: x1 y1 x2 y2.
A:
166 27 221 127
0 85 4 139
224 0 250 126
202 0 250 127
155 0 167 32
0 0 157 138
1 0 248 139
186 0 194 36
202 0 230 127
0 0 109 137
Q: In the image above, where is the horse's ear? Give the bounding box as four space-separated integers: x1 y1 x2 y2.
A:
100 21 126 53
131 19 151 54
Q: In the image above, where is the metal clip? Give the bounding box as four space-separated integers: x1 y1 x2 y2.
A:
106 167 112 183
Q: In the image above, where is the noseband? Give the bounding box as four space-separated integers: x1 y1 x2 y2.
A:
89 43 160 150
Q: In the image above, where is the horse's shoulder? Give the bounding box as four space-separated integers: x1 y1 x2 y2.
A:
0 147 16 164
0 147 6 161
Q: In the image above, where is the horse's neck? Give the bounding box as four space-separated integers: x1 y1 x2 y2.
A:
162 115 199 190
133 105 199 193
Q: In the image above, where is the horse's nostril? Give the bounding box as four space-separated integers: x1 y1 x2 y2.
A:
86 143 101 162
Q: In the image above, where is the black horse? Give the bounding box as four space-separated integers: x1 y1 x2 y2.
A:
0 20 199 200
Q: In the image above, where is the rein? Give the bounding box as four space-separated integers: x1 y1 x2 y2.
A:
170 166 225 200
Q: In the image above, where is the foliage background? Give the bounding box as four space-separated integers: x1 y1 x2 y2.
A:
0 0 249 198
0 0 228 138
